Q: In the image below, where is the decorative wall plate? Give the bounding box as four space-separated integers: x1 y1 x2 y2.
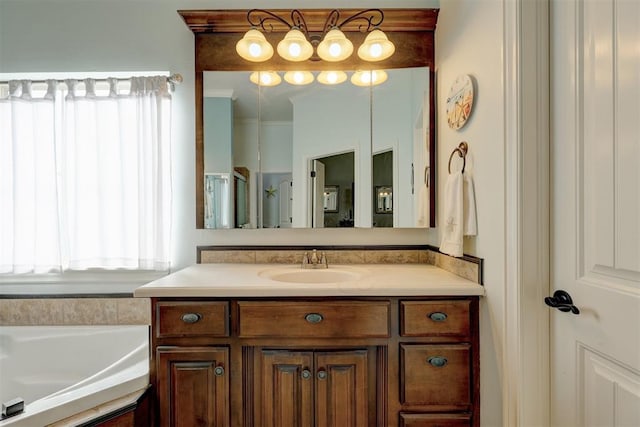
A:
446 74 474 130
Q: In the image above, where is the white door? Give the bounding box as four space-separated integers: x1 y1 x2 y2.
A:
551 0 640 425
312 160 325 228
278 178 292 228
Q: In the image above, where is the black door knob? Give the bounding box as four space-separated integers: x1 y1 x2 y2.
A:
544 290 580 315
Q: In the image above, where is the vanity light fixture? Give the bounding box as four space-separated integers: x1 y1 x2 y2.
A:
249 71 281 87
284 70 315 85
316 28 353 62
236 9 394 63
235 29 274 62
277 28 314 62
316 70 348 85
358 29 395 61
350 70 388 87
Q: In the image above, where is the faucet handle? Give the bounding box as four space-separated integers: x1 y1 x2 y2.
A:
319 251 328 268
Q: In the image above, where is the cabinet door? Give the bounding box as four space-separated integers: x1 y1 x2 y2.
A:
156 347 229 427
315 350 369 427
259 350 314 427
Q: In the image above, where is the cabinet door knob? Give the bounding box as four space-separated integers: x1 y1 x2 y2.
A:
301 369 311 380
317 370 328 380
428 312 448 322
305 313 324 324
214 366 225 376
181 313 202 324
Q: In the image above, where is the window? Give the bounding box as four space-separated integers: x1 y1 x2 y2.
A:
0 74 173 275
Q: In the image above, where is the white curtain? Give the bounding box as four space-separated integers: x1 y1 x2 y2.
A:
0 76 172 274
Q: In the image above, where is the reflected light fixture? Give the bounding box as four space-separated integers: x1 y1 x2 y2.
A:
284 71 315 85
350 70 388 86
316 70 348 85
249 71 282 87
236 9 394 63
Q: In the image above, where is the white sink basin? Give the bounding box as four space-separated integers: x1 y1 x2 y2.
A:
259 267 363 284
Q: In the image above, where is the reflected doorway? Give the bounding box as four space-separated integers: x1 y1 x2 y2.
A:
373 150 393 227
311 152 355 228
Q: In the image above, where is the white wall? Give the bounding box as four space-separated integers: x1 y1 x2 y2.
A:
436 0 505 425
0 0 506 424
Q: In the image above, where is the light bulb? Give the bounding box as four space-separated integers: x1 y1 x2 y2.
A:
288 43 301 58
369 43 383 58
317 70 347 85
329 43 342 58
249 43 262 58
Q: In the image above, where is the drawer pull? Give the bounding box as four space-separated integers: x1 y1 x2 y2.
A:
427 356 448 368
301 369 311 380
317 370 328 380
428 311 448 322
214 366 225 376
181 313 202 324
305 313 324 324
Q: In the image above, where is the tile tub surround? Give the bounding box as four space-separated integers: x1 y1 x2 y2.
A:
0 297 150 326
198 245 483 284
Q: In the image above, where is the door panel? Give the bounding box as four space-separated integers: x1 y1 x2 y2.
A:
259 350 313 427
312 160 325 228
315 350 369 427
156 347 229 427
551 0 640 425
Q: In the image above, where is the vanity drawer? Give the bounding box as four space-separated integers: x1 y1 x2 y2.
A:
400 300 471 339
400 413 472 427
237 301 390 338
400 344 471 407
155 301 229 338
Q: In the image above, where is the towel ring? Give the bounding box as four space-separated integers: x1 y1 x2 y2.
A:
448 142 469 174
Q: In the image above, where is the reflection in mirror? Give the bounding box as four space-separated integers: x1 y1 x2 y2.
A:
324 186 339 213
372 67 431 228
373 151 393 227
204 72 258 229
311 152 355 228
376 186 393 213
203 67 429 229
204 173 230 228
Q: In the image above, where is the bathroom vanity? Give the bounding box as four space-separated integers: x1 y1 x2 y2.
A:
135 262 483 426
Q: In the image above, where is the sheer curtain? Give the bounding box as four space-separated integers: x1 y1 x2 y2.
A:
0 76 172 274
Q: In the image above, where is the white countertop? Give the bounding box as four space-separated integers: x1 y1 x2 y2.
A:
134 264 484 298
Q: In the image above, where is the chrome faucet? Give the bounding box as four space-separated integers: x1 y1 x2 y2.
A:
302 249 328 269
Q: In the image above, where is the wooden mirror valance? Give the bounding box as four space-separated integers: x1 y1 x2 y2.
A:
179 9 439 228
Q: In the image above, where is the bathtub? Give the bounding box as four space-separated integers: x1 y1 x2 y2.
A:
0 325 149 426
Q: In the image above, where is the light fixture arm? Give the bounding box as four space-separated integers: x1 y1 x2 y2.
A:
326 8 384 33
247 9 309 34
246 8 385 41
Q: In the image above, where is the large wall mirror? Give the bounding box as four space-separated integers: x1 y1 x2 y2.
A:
180 8 438 229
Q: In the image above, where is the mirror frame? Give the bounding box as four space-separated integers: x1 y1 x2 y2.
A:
178 8 438 229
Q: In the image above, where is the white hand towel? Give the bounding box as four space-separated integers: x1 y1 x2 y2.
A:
439 171 464 257
463 172 477 236
416 182 429 227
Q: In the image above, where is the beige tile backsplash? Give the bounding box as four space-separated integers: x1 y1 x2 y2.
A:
0 297 150 326
200 247 480 284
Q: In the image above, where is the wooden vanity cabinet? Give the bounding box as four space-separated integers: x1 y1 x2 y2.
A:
149 297 479 427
